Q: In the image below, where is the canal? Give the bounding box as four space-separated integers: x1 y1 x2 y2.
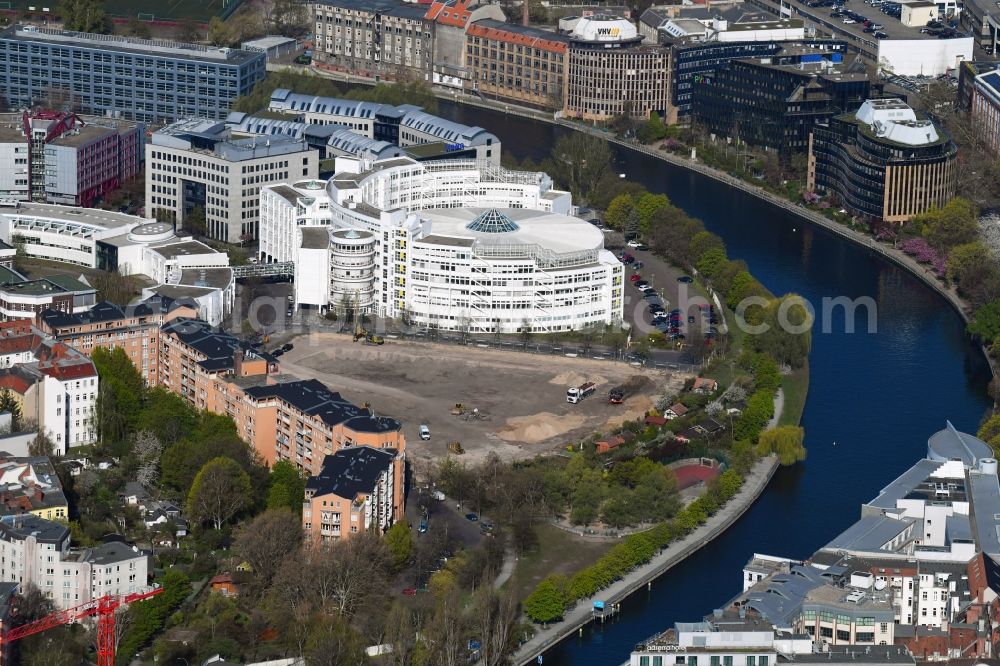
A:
432 100 995 665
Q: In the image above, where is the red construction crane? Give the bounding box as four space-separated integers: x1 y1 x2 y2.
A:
2 587 162 666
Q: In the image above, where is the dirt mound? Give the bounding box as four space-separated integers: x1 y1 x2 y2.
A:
549 371 607 387
603 395 654 430
497 412 587 444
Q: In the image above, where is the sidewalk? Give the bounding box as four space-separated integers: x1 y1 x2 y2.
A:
767 388 785 430
511 455 780 666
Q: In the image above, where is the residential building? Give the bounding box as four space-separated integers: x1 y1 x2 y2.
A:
266 90 501 163
312 0 435 81
808 99 958 223
561 14 670 121
0 582 16 665
465 20 569 110
0 514 148 610
0 110 143 207
0 202 233 325
258 157 624 333
0 454 68 521
37 297 197 385
692 48 873 157
971 69 1000 155
146 118 320 243
0 319 98 453
0 25 266 124
303 445 404 542
241 379 405 476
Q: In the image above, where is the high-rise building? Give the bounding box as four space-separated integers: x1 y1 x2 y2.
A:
808 99 958 223
0 25 266 124
970 68 1000 154
0 110 143 207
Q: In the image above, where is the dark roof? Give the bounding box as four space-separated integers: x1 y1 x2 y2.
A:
306 446 396 500
313 0 429 20
301 227 330 249
0 514 69 544
473 18 572 43
83 541 146 565
244 379 401 431
161 318 240 360
40 295 185 329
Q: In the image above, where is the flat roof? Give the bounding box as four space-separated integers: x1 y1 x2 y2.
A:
150 240 219 259
300 227 330 249
4 25 263 64
867 458 944 509
419 207 607 255
0 201 144 230
50 124 116 148
177 268 233 290
242 35 298 49
824 514 913 552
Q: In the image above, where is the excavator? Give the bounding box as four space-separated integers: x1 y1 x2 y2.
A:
353 322 384 345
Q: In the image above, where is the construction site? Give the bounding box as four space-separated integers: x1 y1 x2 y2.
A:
276 332 692 468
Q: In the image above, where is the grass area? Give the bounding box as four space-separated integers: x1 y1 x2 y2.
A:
779 362 810 427
3 0 235 21
509 523 613 601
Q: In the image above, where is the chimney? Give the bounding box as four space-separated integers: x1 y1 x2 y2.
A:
523 0 529 26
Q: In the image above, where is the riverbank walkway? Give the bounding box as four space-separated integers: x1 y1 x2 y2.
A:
511 454 780 666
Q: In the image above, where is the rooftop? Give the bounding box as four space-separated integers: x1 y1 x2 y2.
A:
824 514 914 553
4 25 263 64
306 446 397 501
243 378 402 432
300 228 330 250
0 513 69 544
0 200 146 231
927 421 992 467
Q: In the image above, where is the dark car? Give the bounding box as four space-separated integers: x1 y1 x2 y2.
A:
633 261 644 269
465 513 479 522
688 315 696 323
669 308 682 314
272 349 285 358
281 343 294 352
621 253 635 263
635 280 649 288
649 305 665 314
635 244 649 251
677 275 694 283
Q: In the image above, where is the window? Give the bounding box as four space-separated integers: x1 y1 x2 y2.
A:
641 658 650 666
836 630 850 642
747 657 756 666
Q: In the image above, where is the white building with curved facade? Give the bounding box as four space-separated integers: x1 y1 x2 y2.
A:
259 157 623 333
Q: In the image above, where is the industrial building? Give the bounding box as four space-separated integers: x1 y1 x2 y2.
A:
808 99 957 223
0 25 266 124
259 156 624 333
0 110 143 207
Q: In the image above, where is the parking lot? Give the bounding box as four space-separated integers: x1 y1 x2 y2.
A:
276 332 688 471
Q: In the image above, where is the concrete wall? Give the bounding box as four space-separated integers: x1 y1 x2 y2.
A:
878 37 972 75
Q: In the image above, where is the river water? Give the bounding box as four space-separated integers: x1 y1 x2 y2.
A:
432 101 994 665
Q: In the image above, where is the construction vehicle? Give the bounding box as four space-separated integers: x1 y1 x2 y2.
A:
353 322 385 345
609 387 625 404
567 381 597 404
2 587 163 666
451 403 465 416
608 377 648 405
448 441 465 454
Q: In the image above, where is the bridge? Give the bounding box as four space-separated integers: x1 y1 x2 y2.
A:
232 262 295 280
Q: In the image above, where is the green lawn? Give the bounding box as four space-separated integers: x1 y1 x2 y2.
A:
509 523 612 602
4 0 237 21
779 363 809 427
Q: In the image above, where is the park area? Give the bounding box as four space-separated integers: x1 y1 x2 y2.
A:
277 332 688 469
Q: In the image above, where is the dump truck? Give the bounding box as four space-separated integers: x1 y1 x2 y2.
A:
451 403 465 416
567 381 597 404
353 323 384 345
608 376 648 405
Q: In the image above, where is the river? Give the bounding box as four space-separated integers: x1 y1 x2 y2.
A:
429 100 994 665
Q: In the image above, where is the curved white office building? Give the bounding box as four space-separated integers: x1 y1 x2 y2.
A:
260 157 624 333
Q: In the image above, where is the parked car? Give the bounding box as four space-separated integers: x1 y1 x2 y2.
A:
418 518 428 533
633 261 644 269
280 343 294 352
272 349 284 358
465 513 479 522
430 490 446 501
677 275 694 283
630 274 642 282
688 315 696 323
626 240 642 248
419 424 431 440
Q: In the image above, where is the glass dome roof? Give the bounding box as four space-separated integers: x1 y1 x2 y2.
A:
465 208 520 234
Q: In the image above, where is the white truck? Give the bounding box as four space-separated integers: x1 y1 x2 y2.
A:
567 381 597 404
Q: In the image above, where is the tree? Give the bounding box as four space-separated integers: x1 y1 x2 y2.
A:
605 193 635 231
266 460 306 514
696 247 729 280
175 18 202 43
471 585 518 666
234 510 302 596
946 241 994 290
187 457 253 530
28 430 55 458
524 575 566 623
750 294 812 369
918 197 979 252
757 425 807 465
385 521 414 571
207 16 234 47
636 111 667 144
546 133 612 203
688 230 724 260
57 0 112 33
0 389 22 432
126 16 151 38
184 205 208 238
131 430 162 488
90 270 140 307
635 192 670 235
270 0 310 36
92 347 144 448
969 299 1000 342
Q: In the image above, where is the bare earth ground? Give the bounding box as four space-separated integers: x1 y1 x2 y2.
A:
279 332 690 470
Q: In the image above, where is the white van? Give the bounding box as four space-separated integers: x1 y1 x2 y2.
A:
419 424 431 440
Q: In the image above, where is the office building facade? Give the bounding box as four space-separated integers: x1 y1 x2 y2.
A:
971 69 1000 155
0 110 143 207
0 25 265 124
147 118 319 243
808 99 957 223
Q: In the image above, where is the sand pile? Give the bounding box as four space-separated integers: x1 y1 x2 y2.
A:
497 412 587 443
603 395 654 430
549 371 607 387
